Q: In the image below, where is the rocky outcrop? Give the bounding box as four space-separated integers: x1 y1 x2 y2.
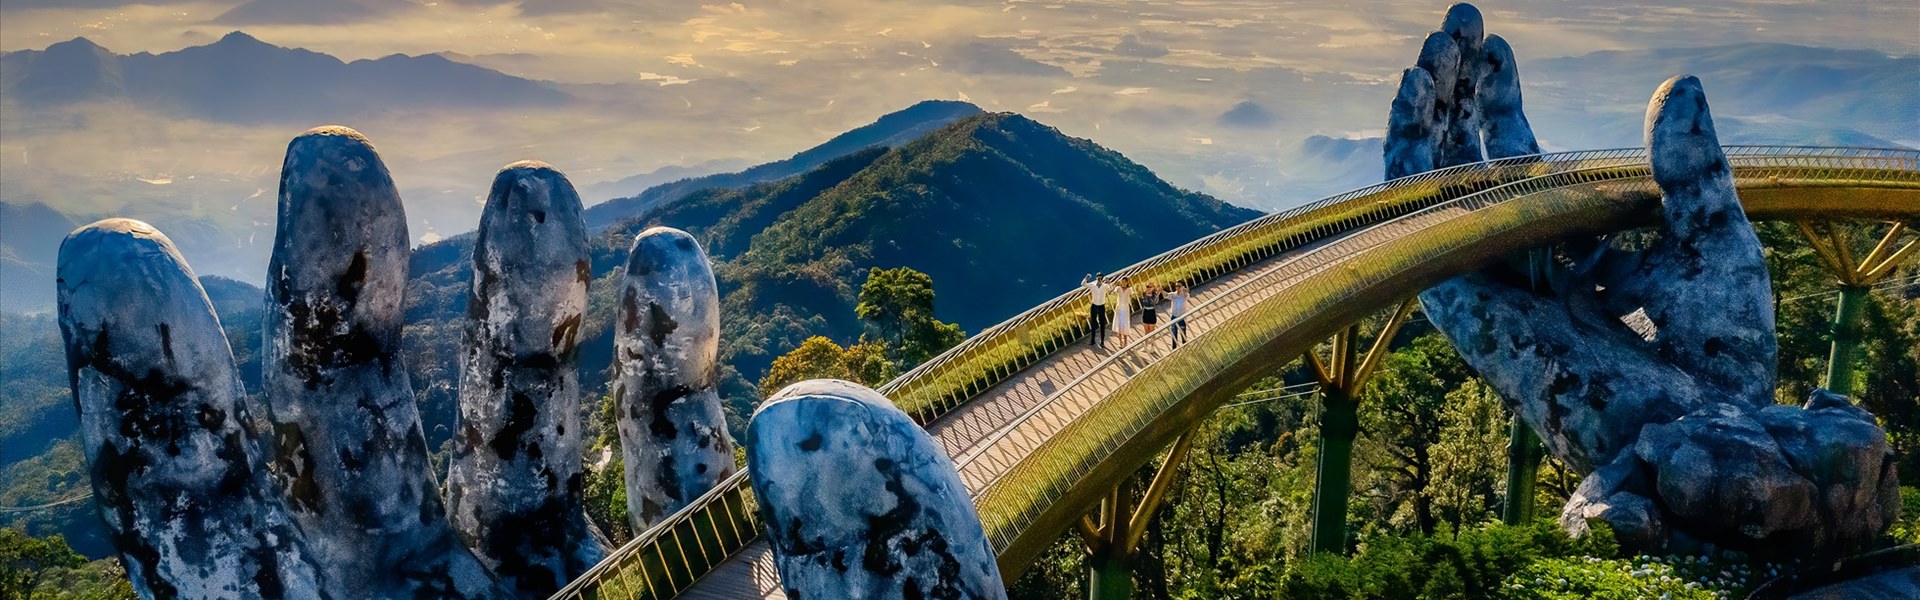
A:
57 219 330 600
1394 3 1898 559
1789 566 1920 600
444 162 609 597
260 126 505 598
747 379 1007 600
612 227 737 531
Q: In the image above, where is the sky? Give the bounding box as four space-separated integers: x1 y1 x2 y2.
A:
0 0 1913 253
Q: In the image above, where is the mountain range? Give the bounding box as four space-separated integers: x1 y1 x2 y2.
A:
0 32 568 122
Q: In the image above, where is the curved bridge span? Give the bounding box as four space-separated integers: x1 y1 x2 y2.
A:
554 146 1920 600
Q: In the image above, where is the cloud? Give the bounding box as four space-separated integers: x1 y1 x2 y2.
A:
0 0 196 10
1027 100 1065 113
940 40 1070 77
213 0 404 25
1112 34 1168 58
638 71 695 86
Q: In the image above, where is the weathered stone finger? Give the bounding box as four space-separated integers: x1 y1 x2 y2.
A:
262 126 505 598
747 379 1006 600
1477 35 1541 160
613 226 735 531
1384 67 1439 181
1414 31 1461 109
58 218 329 600
1441 3 1485 58
1602 76 1777 403
1560 453 1667 550
1435 3 1486 167
445 161 608 597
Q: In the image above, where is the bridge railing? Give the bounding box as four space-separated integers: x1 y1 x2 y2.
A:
551 146 1918 599
962 147 1920 562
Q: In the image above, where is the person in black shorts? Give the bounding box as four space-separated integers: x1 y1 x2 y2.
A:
1083 273 1110 348
1139 282 1164 335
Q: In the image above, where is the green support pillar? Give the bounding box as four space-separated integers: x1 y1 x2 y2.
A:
1303 302 1414 557
1309 390 1358 555
1822 284 1870 397
1800 221 1915 398
1082 432 1193 600
1501 417 1543 525
1087 553 1135 600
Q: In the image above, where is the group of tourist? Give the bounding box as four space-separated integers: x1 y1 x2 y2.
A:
1082 272 1190 350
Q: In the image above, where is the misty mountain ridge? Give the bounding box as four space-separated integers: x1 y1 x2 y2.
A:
578 158 754 205
1525 42 1917 149
582 99 986 229
0 32 569 123
0 202 78 313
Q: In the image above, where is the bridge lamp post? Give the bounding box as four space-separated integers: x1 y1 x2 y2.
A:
1797 221 1916 397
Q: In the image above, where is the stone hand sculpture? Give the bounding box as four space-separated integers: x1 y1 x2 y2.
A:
612 227 737 530
747 379 1007 600
444 161 610 597
59 126 637 599
1397 3 1898 558
58 219 330 600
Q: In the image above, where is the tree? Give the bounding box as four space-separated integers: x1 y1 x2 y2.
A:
1355 333 1495 535
855 267 967 366
1425 379 1508 528
855 267 937 340
1 528 83 600
757 336 898 397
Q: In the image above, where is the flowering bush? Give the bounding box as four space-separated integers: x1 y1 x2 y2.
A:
1501 553 1777 600
1273 520 1780 600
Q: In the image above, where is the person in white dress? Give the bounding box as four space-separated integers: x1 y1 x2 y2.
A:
1111 277 1134 347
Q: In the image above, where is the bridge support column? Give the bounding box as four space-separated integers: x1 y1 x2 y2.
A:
1078 432 1193 600
1798 221 1915 397
1500 417 1543 525
1309 388 1359 554
1304 299 1418 555
1822 284 1869 395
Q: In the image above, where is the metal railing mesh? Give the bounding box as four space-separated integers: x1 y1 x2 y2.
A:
551 146 1920 599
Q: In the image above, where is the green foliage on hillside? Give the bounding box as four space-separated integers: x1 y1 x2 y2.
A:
1 527 80 599
3 527 133 600
583 392 632 543
0 312 70 468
